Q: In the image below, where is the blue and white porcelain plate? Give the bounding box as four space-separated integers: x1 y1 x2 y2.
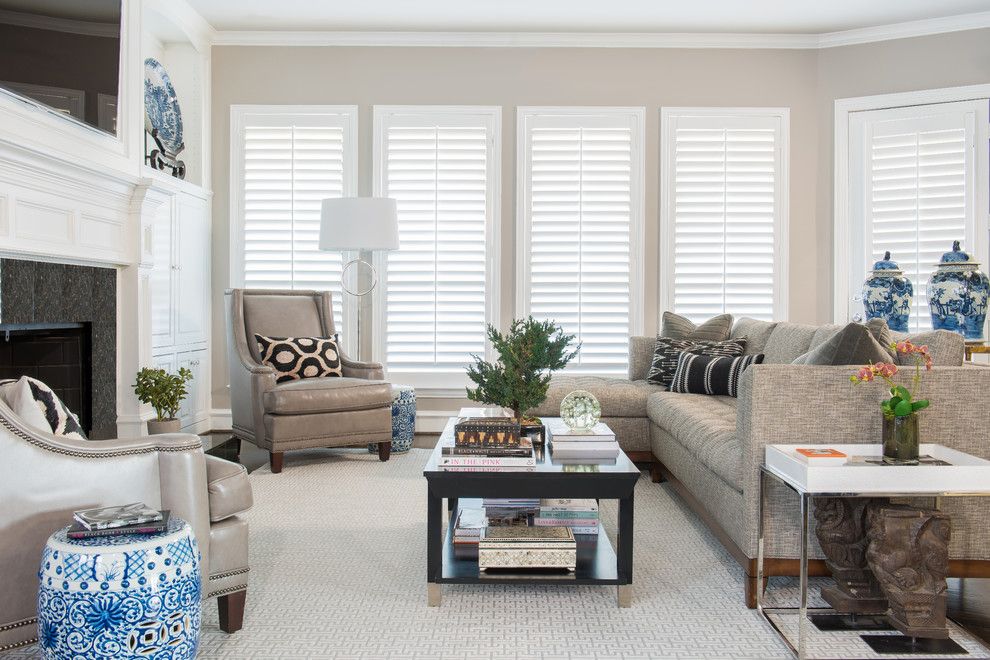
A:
144 58 184 154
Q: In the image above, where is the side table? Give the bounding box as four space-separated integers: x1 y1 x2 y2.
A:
37 517 202 660
757 443 990 659
368 384 416 455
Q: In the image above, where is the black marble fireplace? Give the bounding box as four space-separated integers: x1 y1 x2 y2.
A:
0 259 116 439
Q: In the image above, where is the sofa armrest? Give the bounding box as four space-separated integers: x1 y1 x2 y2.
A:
340 353 385 381
735 363 990 555
205 455 253 522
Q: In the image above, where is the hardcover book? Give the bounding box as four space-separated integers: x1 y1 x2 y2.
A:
73 502 164 531
67 511 171 539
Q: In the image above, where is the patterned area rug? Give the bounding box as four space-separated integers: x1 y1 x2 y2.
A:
3 447 887 659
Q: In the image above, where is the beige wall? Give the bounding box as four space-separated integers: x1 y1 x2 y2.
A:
210 30 990 413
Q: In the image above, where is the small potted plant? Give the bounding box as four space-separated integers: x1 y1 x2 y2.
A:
466 316 579 424
134 367 194 434
850 340 932 464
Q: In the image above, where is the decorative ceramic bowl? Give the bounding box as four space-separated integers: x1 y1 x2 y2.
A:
559 390 601 431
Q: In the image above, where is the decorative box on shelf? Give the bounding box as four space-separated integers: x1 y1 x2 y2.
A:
454 417 521 448
478 526 577 571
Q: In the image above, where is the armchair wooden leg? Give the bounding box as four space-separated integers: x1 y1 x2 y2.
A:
218 589 246 633
650 462 665 483
269 451 284 473
377 441 391 462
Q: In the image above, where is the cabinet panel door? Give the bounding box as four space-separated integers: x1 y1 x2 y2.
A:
176 348 208 429
175 196 209 346
150 199 174 348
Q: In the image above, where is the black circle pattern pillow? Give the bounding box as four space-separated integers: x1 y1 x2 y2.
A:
255 335 344 383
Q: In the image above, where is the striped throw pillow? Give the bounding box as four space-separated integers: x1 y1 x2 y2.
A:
669 352 765 397
646 337 746 385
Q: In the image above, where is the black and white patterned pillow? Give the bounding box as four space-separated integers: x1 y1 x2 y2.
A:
255 335 343 384
646 337 746 385
0 376 87 439
669 353 765 397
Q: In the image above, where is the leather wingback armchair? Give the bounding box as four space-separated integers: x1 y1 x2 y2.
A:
225 289 393 473
0 401 252 653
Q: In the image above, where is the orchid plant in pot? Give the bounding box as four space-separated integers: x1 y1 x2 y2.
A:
850 340 933 465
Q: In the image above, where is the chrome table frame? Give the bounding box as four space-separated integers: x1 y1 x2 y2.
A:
756 464 990 659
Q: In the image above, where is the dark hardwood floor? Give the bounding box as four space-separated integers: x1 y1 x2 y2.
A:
203 433 990 645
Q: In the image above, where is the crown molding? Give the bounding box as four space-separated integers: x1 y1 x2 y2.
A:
209 10 990 49
817 10 990 47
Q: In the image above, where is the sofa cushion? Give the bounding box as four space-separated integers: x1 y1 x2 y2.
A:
661 312 733 341
529 376 666 418
730 318 778 355
890 329 965 366
646 338 746 385
762 322 819 363
628 336 656 381
792 321 894 366
263 377 392 415
670 353 765 397
647 392 741 491
205 455 253 522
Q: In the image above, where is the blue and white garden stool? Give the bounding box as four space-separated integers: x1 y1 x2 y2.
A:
37 517 201 659
368 384 416 454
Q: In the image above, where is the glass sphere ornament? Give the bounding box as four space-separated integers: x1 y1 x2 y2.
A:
560 390 601 431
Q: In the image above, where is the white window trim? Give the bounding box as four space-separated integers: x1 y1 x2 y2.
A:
659 107 790 322
515 106 647 347
228 104 359 348
833 84 990 322
371 105 502 395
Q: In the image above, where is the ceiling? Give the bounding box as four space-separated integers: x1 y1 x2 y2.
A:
189 0 990 34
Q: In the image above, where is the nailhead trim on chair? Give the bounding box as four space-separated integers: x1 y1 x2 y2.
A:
0 617 37 652
0 413 200 458
0 637 37 652
209 567 250 581
207 583 248 599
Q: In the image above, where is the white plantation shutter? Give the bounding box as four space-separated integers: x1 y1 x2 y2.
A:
373 107 499 386
518 109 645 374
661 110 788 324
233 108 357 335
850 101 983 332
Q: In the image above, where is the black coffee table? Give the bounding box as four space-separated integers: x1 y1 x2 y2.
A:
423 416 640 607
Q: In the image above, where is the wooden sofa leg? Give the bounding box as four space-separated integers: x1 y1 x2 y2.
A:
218 590 246 633
269 451 284 473
650 462 665 483
378 441 391 462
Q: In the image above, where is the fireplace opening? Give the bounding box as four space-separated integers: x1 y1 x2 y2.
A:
0 322 92 434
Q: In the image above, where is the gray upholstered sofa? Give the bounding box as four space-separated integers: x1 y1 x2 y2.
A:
530 318 990 606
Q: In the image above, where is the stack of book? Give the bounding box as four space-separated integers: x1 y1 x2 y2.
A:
452 507 487 547
547 421 619 462
69 503 169 539
482 498 540 526
439 416 535 471
534 498 599 535
478 526 577 572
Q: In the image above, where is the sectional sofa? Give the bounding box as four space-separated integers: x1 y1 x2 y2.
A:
530 318 990 606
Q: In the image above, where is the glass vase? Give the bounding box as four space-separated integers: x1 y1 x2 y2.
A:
881 414 920 465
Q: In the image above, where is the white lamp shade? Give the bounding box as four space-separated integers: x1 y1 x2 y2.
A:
318 197 400 251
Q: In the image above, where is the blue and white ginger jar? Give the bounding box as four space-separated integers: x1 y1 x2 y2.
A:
863 251 913 332
927 241 990 340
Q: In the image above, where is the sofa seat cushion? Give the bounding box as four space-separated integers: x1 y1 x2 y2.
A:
529 376 666 418
263 377 392 415
647 392 742 491
205 455 253 522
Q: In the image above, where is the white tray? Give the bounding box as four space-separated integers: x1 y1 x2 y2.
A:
764 444 990 495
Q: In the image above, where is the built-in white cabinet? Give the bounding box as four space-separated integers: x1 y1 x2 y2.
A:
150 181 211 433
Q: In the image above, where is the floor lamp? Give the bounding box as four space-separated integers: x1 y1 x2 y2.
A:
318 198 400 361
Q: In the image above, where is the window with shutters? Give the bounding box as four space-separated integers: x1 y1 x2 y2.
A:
517 108 645 375
846 100 988 332
230 106 358 341
372 106 500 391
660 108 789 325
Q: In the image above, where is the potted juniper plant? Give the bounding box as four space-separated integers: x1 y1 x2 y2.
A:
466 317 579 424
134 366 194 434
850 339 933 464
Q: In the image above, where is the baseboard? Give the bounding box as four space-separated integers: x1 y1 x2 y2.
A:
416 410 456 434
210 408 233 431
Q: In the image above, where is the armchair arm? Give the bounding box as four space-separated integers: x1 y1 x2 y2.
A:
735 363 990 556
340 352 385 381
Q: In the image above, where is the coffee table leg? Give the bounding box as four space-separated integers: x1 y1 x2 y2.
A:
427 485 442 606
617 491 634 608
